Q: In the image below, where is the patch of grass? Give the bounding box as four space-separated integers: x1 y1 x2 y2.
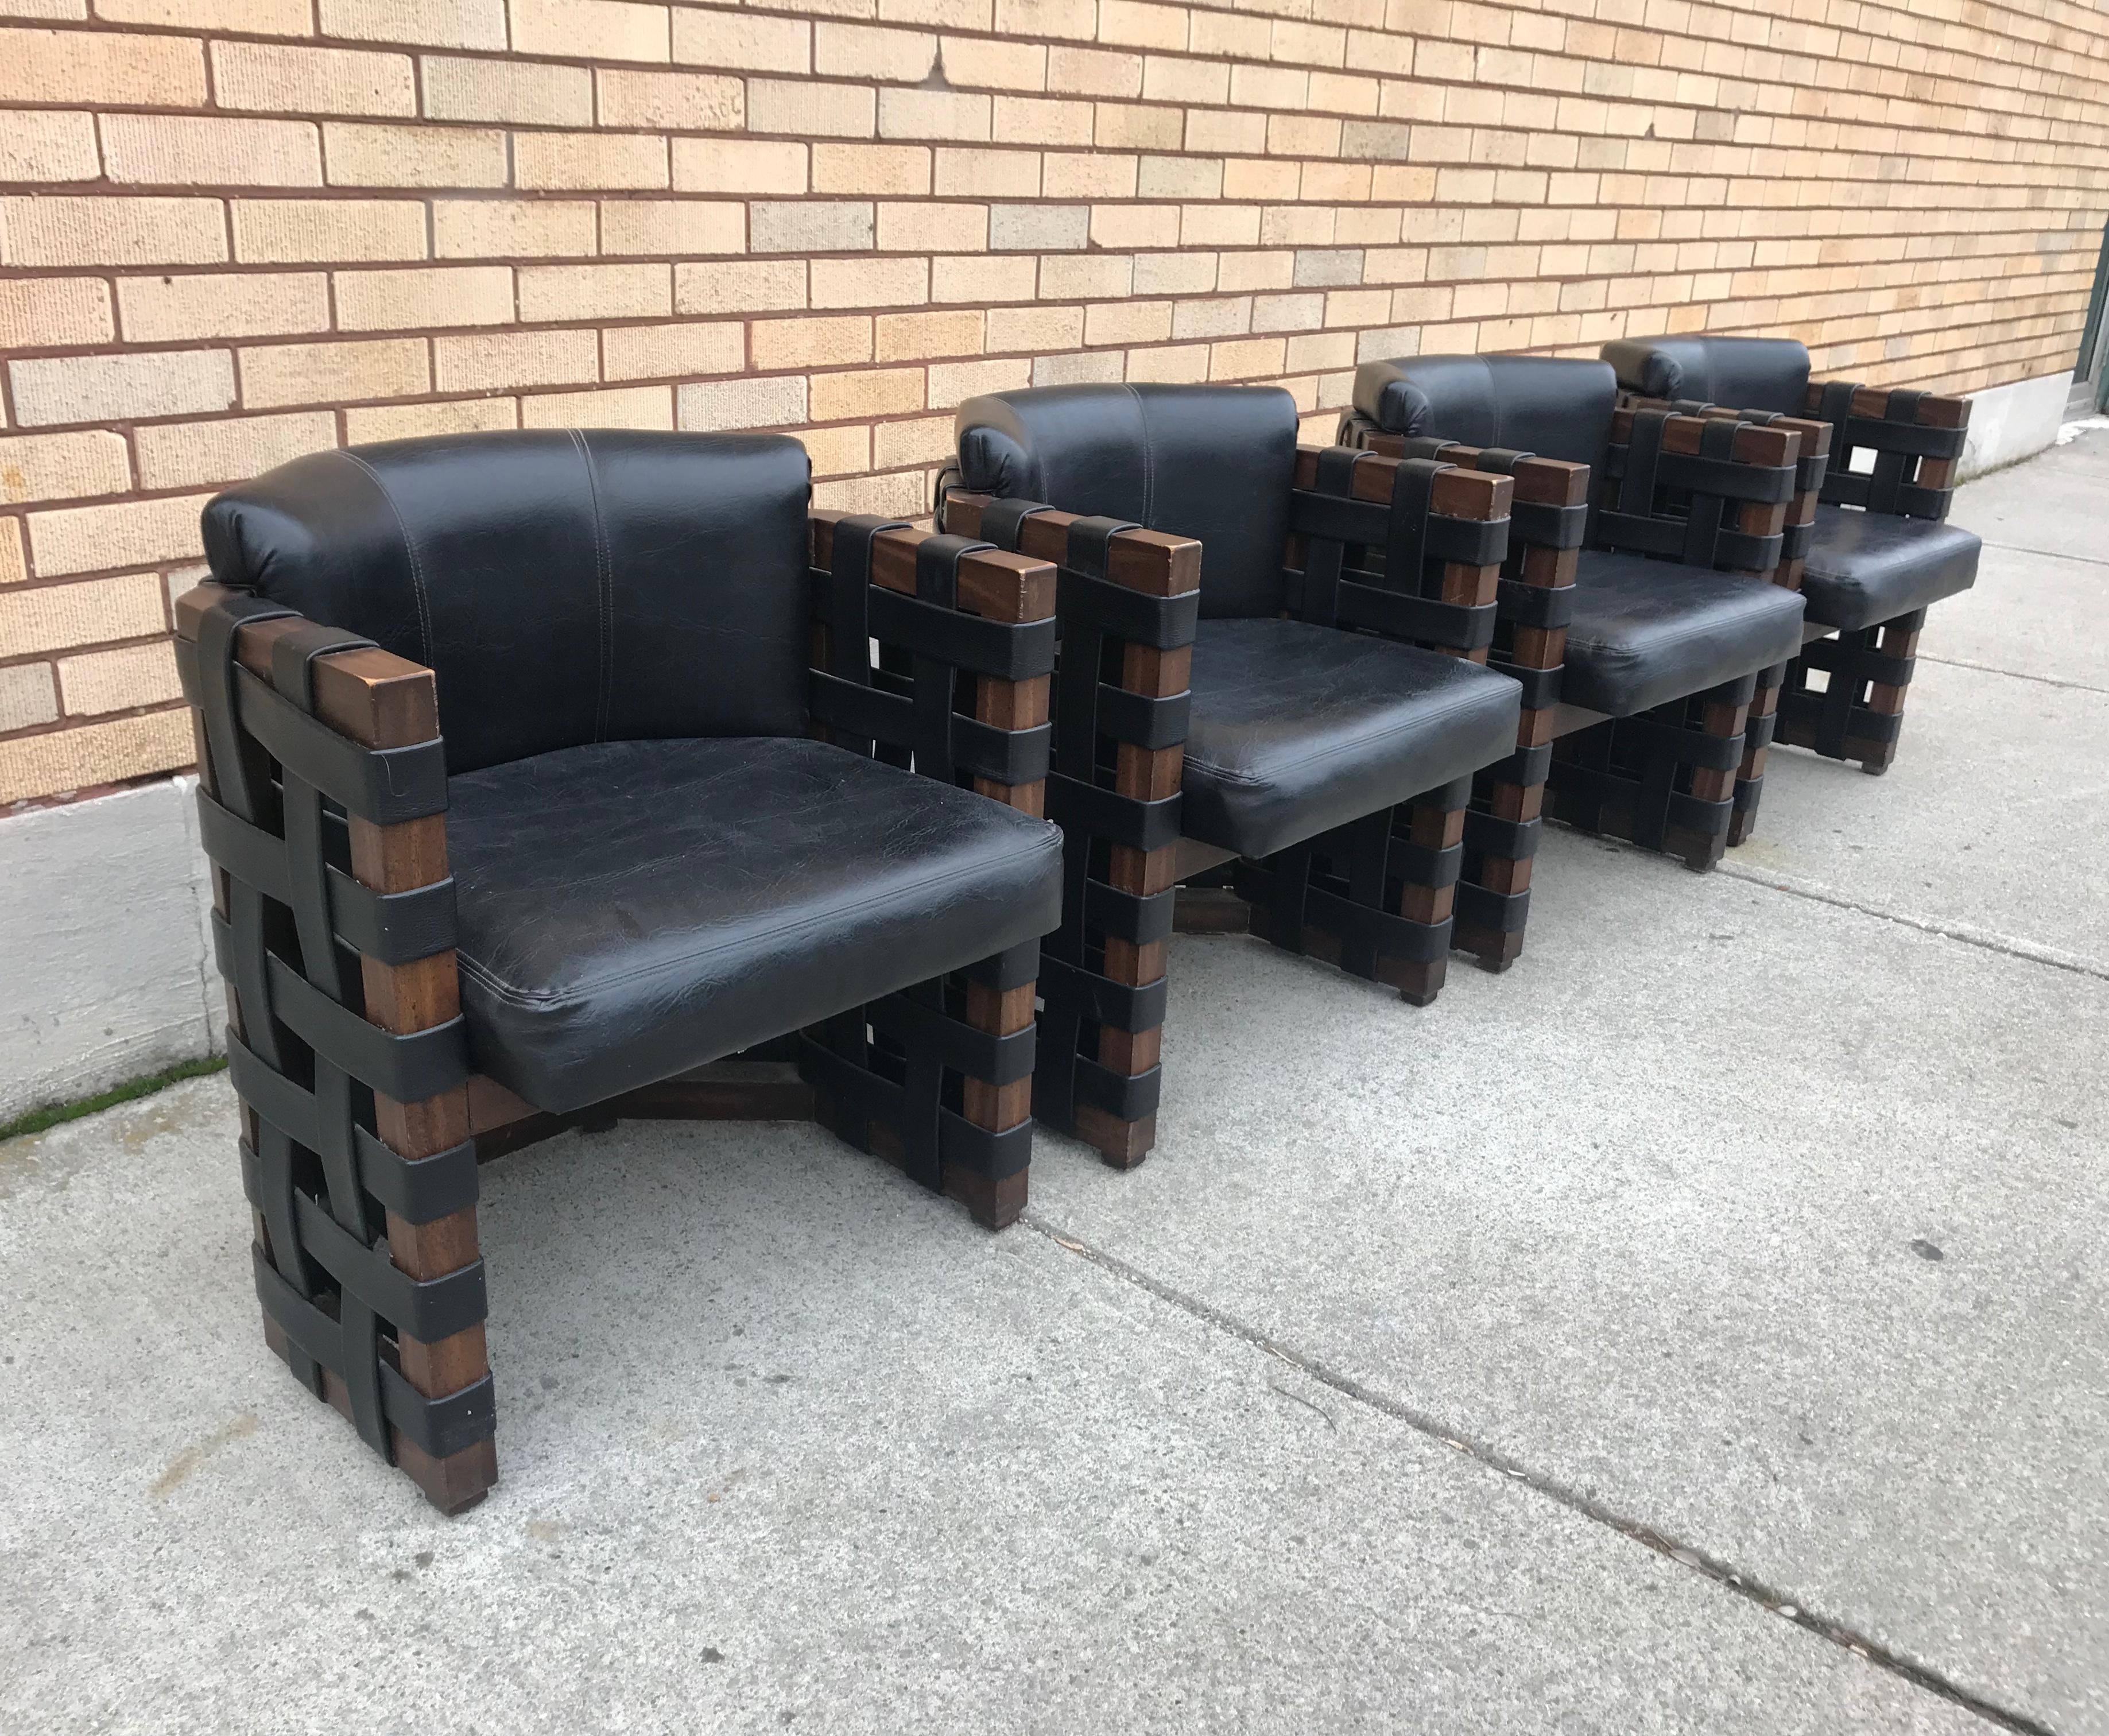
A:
0 1056 227 1144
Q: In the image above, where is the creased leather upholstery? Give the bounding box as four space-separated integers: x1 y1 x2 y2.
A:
202 429 813 774
953 383 1299 618
445 737 1064 1112
1180 618 1522 858
1563 549 1808 717
1351 355 1619 475
1800 505 1980 631
1599 336 1810 416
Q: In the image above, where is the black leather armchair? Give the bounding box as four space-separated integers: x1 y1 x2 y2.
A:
176 429 1063 1512
1602 335 1980 830
941 383 1523 1168
1337 355 1809 877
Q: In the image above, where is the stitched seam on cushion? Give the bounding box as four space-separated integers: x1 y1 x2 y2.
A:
1183 685 1506 785
339 450 433 666
573 429 614 743
1126 382 1153 524
453 827 1062 1008
1564 603 1798 656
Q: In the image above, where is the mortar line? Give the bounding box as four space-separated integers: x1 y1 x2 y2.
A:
1711 865 2109 984
1023 1213 2056 1736
1914 653 2109 696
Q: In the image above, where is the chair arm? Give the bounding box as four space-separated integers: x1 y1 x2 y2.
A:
1802 381 1970 521
807 513 1058 820
1601 408 1802 582
172 580 491 1513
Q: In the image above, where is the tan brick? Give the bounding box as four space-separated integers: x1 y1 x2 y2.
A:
750 313 871 370
10 350 236 427
807 366 924 421
0 432 130 506
98 0 309 30
813 144 931 196
670 7 809 72
0 520 21 586
1 197 226 269
433 199 597 259
1084 299 1171 345
677 374 805 432
993 0 1093 43
520 383 674 429
117 271 332 344
0 0 87 14
134 410 336 491
875 307 983 360
26 493 209 578
324 123 507 188
812 468 924 517
670 138 807 194
926 355 1030 405
515 131 670 191
815 22 936 82
1 573 164 658
513 0 669 60
240 337 428 408
596 68 742 131
1048 45 1138 96
810 255 928 308
57 641 183 716
0 278 114 350
749 78 874 139
879 87 991 141
931 252 1036 303
317 0 507 49
873 412 952 469
675 258 805 315
933 146 1038 197
0 711 194 803
336 265 516 331
0 26 205 106
344 396 517 442
802 422 868 477
433 328 599 392
1042 150 1135 198
230 201 421 267
601 319 744 381
420 55 591 125
877 200 985 251
948 36 1049 91
751 201 872 253
0 110 98 183
0 664 57 735
599 199 745 257
985 302 1082 352
1098 0 1185 51
212 42 416 117
102 115 322 188
518 261 671 322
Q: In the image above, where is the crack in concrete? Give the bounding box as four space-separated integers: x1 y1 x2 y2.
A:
1712 864 2109 985
1914 653 2109 696
1025 1212 2058 1736
1975 536 2109 569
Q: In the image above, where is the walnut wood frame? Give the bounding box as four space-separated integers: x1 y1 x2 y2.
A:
173 514 1054 1514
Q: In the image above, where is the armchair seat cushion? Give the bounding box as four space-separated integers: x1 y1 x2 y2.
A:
1564 550 1807 717
1802 506 1980 631
444 737 1063 1113
1180 618 1521 859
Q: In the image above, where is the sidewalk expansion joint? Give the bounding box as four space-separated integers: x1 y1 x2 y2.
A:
1025 1213 2058 1736
1914 654 2109 697
1976 537 2109 570
1712 865 2109 985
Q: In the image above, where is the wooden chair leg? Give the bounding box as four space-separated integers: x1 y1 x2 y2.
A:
1728 659 1786 847
1775 609 1925 775
1387 780 1470 1006
1454 734 1550 972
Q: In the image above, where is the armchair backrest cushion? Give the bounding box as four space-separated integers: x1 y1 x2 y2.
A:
1599 335 1810 417
954 382 1298 618
201 429 812 774
1352 355 1619 476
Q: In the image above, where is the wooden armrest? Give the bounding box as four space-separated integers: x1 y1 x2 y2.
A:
1608 406 1801 475
1293 443 1515 522
1806 381 1971 429
936 491 1200 599
808 512 1056 623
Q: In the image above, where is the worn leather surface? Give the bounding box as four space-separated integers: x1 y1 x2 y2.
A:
1564 549 1808 717
953 383 1299 618
1351 355 1620 475
1802 505 1981 630
444 737 1064 1113
1180 618 1522 858
1600 336 1811 416
202 430 813 774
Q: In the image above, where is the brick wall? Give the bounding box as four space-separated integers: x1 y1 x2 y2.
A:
2 0 2104 805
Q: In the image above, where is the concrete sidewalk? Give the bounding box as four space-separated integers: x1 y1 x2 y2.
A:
4 432 2104 1736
